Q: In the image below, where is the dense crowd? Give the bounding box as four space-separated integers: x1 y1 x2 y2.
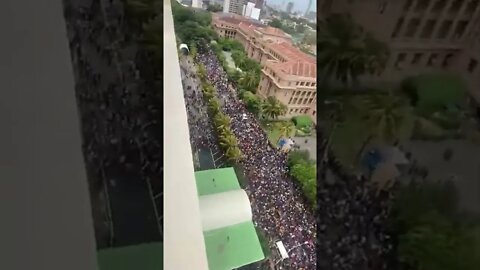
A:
195 46 317 270
317 157 394 270
62 0 163 245
180 60 220 153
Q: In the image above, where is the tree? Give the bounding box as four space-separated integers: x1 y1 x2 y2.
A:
214 113 231 130
355 93 414 163
241 91 263 116
317 14 389 87
219 133 238 150
278 121 296 141
225 146 243 162
287 150 311 168
206 3 223 12
290 162 317 204
190 43 198 59
197 64 207 81
392 180 479 270
208 97 221 114
269 18 283 28
262 96 287 120
240 71 260 92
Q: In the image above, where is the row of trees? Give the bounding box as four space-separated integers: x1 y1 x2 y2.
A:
287 150 316 206
196 64 243 162
240 91 287 120
392 180 480 270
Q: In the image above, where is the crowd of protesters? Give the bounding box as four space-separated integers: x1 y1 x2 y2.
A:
195 45 317 270
62 0 163 245
180 60 220 154
190 44 394 270
317 156 394 270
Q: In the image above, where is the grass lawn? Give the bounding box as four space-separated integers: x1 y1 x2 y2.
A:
330 117 370 169
261 120 296 146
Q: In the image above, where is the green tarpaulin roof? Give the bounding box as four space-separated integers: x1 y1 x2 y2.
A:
203 222 265 270
195 168 265 270
195 167 241 196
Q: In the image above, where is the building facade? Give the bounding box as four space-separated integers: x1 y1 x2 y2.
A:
223 0 247 15
286 2 294 13
212 14 317 122
320 0 480 102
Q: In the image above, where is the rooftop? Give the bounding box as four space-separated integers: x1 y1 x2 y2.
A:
269 42 316 63
195 168 265 270
274 60 317 78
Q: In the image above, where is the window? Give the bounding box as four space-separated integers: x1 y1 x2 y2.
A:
468 58 478 73
437 20 453 39
405 18 421 37
449 0 464 14
427 53 438 66
392 18 405 38
303 98 308 104
411 53 424 64
432 0 446 12
404 0 413 11
308 98 314 104
395 53 407 68
288 97 293 104
292 98 298 104
301 91 306 96
442 53 453 67
421 19 437 38
415 0 431 12
466 0 479 15
453 20 469 39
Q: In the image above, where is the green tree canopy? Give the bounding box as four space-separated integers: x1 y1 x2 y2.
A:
262 96 287 120
317 14 389 87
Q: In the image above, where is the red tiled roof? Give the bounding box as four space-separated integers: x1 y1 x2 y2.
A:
274 60 317 78
269 42 316 63
257 26 289 37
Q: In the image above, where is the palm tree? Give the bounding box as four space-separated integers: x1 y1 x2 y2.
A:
208 98 221 114
317 14 388 87
262 97 287 120
189 43 198 59
214 113 231 130
197 64 207 81
355 92 414 163
240 71 260 92
278 121 296 142
225 146 243 162
219 133 238 150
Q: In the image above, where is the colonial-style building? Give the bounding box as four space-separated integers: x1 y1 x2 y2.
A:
320 0 480 103
212 13 317 123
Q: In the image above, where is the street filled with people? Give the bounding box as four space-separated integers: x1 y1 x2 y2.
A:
62 0 163 247
193 45 317 269
187 45 394 270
